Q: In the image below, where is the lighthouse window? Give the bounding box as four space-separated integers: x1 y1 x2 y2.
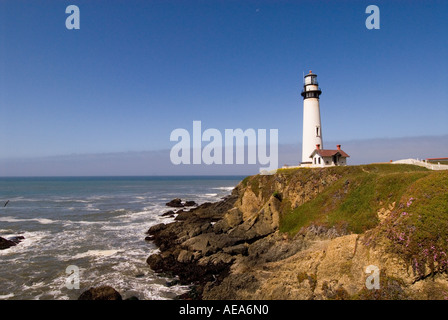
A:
318 158 321 164
316 127 320 137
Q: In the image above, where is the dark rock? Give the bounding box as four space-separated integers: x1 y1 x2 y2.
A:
147 252 230 292
146 193 240 299
78 286 123 300
144 236 154 241
8 236 25 244
174 210 190 221
125 296 139 300
147 254 165 272
177 250 195 263
146 223 167 235
166 198 184 207
184 201 197 207
166 279 180 287
187 222 212 238
203 273 260 300
161 210 175 216
0 237 16 250
223 243 249 256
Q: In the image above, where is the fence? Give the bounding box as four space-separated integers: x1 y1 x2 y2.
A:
392 159 448 171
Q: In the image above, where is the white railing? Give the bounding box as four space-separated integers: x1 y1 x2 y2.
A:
392 158 448 171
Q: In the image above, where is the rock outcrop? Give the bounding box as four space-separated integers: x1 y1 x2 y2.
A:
78 286 123 300
166 198 184 207
0 236 25 250
0 237 17 250
147 165 448 300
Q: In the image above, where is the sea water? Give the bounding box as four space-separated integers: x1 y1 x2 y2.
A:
0 176 243 300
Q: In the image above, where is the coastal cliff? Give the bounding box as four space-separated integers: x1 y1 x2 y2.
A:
147 164 448 300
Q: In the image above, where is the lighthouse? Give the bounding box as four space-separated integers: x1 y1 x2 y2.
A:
301 71 323 165
299 71 350 167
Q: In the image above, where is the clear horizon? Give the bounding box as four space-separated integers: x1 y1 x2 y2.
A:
1 134 447 176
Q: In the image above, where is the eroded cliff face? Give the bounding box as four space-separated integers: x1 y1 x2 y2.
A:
147 166 448 300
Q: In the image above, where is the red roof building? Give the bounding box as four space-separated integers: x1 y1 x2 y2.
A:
309 144 350 167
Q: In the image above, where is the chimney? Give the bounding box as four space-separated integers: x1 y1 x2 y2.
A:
316 144 320 150
337 144 341 150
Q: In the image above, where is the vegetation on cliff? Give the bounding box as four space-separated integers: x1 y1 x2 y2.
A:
147 164 448 300
366 170 448 279
242 164 429 236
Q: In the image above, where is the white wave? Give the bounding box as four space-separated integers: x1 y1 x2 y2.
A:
85 204 100 211
72 249 120 259
112 208 128 213
7 197 40 202
212 186 235 191
0 216 57 225
86 195 112 201
143 205 165 212
0 231 50 253
204 193 218 197
62 220 103 227
52 199 90 203
0 293 14 300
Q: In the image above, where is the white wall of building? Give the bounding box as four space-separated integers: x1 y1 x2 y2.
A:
302 97 323 163
311 154 347 167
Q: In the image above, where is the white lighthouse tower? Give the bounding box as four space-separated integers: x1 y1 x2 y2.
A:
301 71 323 165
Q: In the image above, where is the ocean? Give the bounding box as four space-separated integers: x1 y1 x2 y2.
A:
0 176 244 300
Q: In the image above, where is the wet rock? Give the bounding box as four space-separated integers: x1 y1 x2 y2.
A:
181 233 240 256
174 210 190 221
78 286 122 300
161 210 175 217
146 193 240 298
8 236 25 244
0 237 16 250
166 279 180 287
146 223 166 235
184 201 197 207
166 198 184 207
147 253 165 272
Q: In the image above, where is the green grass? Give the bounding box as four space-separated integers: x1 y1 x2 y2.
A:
372 171 448 278
241 163 448 277
240 162 448 287
278 164 430 236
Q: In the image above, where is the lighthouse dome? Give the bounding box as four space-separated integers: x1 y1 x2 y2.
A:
304 71 318 85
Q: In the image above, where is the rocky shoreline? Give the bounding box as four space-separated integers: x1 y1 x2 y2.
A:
145 185 344 299
144 166 448 300
144 171 339 300
0 236 24 250
146 194 239 299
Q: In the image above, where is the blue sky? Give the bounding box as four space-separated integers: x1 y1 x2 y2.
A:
0 0 447 174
